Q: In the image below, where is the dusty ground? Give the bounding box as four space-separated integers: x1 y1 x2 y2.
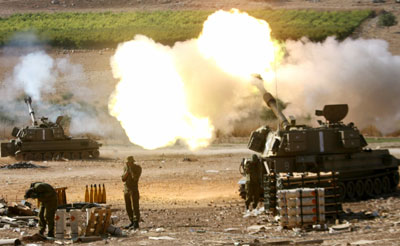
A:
0 144 400 245
0 0 400 245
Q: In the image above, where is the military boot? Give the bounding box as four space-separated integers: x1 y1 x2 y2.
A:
133 221 139 230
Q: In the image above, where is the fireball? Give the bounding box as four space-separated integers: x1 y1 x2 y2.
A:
197 9 280 81
109 36 213 150
109 10 280 150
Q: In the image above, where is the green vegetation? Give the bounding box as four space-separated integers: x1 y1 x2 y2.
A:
249 9 372 41
378 11 398 27
0 10 372 48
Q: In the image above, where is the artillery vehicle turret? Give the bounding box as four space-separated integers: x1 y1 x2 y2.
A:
239 76 399 212
1 97 102 161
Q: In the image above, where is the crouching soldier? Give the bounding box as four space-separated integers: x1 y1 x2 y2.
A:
24 182 58 237
122 156 142 229
245 154 262 211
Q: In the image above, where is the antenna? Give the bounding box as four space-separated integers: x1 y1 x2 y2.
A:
274 44 279 131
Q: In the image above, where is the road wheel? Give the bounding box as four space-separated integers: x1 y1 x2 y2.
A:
25 153 34 161
346 181 356 200
91 150 100 159
53 152 62 161
391 172 399 191
81 151 90 159
72 152 80 160
373 178 383 196
382 176 391 194
355 180 364 199
337 182 346 202
63 152 72 160
43 152 52 161
15 152 23 161
364 179 374 197
34 153 43 161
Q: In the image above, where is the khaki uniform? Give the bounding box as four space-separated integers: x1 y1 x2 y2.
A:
245 158 261 210
122 162 142 223
32 183 58 236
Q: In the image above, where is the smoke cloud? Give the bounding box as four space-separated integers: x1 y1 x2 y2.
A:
0 35 121 138
271 37 400 133
173 40 260 134
108 10 276 149
109 34 263 149
12 51 55 101
110 10 400 149
3 13 400 149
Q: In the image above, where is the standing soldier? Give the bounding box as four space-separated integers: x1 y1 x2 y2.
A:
24 182 57 237
122 156 142 229
245 154 261 211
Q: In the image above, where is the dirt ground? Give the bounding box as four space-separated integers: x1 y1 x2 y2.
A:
1 144 400 245
0 0 400 245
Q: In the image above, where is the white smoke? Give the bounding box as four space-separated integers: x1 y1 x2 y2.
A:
12 51 55 101
110 35 400 139
1 45 122 138
271 37 400 133
173 40 259 134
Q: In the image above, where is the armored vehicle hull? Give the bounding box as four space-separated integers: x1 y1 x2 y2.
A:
239 149 399 202
0 97 101 161
239 76 400 210
1 138 101 161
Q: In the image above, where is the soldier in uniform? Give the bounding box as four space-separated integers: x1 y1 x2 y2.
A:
122 156 142 229
24 182 58 237
245 154 261 211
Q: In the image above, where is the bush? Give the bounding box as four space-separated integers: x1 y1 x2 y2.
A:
378 12 398 27
0 10 373 48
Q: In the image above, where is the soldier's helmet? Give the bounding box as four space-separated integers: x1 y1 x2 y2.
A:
126 156 135 163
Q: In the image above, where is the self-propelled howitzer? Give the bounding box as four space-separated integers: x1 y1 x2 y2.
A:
1 97 102 161
240 77 399 209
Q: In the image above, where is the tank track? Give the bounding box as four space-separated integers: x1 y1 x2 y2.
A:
336 170 399 201
14 149 100 161
263 172 277 214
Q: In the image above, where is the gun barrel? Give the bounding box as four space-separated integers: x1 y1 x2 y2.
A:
24 97 37 126
262 92 289 130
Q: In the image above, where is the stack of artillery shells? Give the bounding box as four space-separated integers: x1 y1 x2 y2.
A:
277 188 325 228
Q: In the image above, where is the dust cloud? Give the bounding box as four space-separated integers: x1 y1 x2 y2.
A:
173 40 261 134
271 37 400 133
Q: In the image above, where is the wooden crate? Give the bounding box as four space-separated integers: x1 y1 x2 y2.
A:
85 208 111 236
